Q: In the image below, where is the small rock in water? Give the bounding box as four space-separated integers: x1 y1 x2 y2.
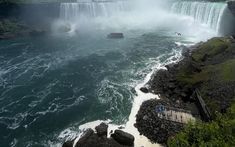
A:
140 87 149 93
118 126 125 129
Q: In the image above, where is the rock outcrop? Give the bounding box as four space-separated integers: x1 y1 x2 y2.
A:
135 99 184 144
62 123 134 147
62 140 74 147
135 37 235 144
149 37 235 117
95 122 108 137
111 130 135 146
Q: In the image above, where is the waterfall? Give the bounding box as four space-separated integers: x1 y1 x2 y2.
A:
60 1 129 21
171 1 226 33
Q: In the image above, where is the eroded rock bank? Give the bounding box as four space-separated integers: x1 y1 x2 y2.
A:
135 99 185 144
135 37 235 144
0 2 60 40
62 123 134 147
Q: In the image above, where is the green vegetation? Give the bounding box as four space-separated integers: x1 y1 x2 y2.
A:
220 59 235 82
176 37 235 84
192 37 230 62
167 101 235 147
176 58 235 84
175 37 235 117
176 38 231 84
168 37 235 146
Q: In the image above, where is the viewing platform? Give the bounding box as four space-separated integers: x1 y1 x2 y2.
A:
155 105 195 124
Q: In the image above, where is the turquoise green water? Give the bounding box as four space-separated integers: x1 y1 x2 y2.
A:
0 29 187 146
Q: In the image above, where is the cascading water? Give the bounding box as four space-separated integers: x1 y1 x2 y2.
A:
171 1 226 33
60 0 129 21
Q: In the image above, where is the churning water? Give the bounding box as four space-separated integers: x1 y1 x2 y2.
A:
0 0 227 146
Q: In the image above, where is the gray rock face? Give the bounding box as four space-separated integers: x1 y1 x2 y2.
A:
95 122 108 137
111 130 135 146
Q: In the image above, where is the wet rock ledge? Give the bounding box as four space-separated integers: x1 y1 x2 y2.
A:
63 123 134 147
136 37 235 144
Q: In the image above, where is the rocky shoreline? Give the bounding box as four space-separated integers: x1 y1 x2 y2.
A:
136 36 235 144
135 99 185 144
62 123 135 147
61 36 235 146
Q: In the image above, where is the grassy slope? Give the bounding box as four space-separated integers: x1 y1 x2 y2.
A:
176 37 235 84
167 37 235 146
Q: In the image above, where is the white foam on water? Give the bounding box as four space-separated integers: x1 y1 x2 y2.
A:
175 41 195 47
121 48 183 147
55 46 184 147
122 68 161 147
52 1 220 144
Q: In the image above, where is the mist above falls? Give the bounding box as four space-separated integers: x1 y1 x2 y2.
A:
55 0 231 41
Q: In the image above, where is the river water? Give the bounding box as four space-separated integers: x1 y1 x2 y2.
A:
0 0 225 146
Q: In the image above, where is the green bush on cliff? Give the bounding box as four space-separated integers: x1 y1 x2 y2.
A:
167 102 235 147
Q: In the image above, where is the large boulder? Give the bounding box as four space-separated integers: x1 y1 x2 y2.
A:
111 130 134 146
62 140 74 147
75 129 94 147
95 122 108 137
